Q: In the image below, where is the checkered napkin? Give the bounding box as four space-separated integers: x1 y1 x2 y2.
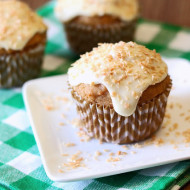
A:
0 1 190 190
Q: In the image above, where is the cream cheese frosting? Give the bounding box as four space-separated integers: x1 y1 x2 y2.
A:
55 0 139 22
68 41 168 117
0 0 47 51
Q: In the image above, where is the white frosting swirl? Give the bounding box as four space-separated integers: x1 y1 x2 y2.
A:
68 42 168 117
0 0 47 50
55 0 139 22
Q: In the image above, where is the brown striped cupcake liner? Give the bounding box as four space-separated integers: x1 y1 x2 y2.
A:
64 19 137 55
0 44 45 88
70 80 172 144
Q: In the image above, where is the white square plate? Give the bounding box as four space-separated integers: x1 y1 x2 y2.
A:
23 58 190 182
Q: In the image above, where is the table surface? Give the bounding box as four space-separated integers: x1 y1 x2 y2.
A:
20 0 190 189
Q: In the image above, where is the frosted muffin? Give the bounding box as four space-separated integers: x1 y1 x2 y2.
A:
0 0 47 88
68 41 172 144
55 0 139 54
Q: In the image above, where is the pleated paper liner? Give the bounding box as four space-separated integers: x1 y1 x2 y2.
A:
0 44 45 88
70 81 172 144
64 18 137 55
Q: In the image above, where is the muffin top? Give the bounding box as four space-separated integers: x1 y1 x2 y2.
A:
0 0 47 51
55 0 139 22
68 41 168 116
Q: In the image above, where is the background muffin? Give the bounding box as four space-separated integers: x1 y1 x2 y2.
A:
55 0 139 54
68 41 172 144
0 0 47 88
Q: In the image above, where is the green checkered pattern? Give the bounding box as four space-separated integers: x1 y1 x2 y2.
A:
0 1 190 190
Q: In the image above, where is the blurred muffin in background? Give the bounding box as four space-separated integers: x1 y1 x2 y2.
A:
55 0 139 54
0 0 47 88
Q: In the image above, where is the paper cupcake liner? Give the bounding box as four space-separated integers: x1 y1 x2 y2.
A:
70 81 172 144
64 19 137 54
0 44 45 88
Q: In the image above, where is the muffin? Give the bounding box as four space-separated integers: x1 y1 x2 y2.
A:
55 0 139 54
0 0 47 88
68 41 172 144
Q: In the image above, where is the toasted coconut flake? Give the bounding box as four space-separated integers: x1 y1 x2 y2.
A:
63 157 84 169
99 140 103 144
173 123 178 130
168 103 174 109
176 103 182 109
175 132 180 136
59 122 65 126
165 113 171 119
185 116 190 121
64 142 76 147
107 157 121 162
62 113 66 118
77 131 85 137
104 149 110 152
56 96 69 102
183 129 190 143
77 129 92 142
144 140 152 146
122 145 129 150
61 151 84 170
117 151 127 156
84 136 92 142
154 138 164 147
109 152 115 156
71 118 83 128
95 151 102 157
150 135 156 142
165 132 169 136
62 153 69 157
35 91 56 111
133 143 142 148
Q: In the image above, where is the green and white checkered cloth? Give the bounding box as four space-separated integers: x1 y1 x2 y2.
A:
0 1 190 190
